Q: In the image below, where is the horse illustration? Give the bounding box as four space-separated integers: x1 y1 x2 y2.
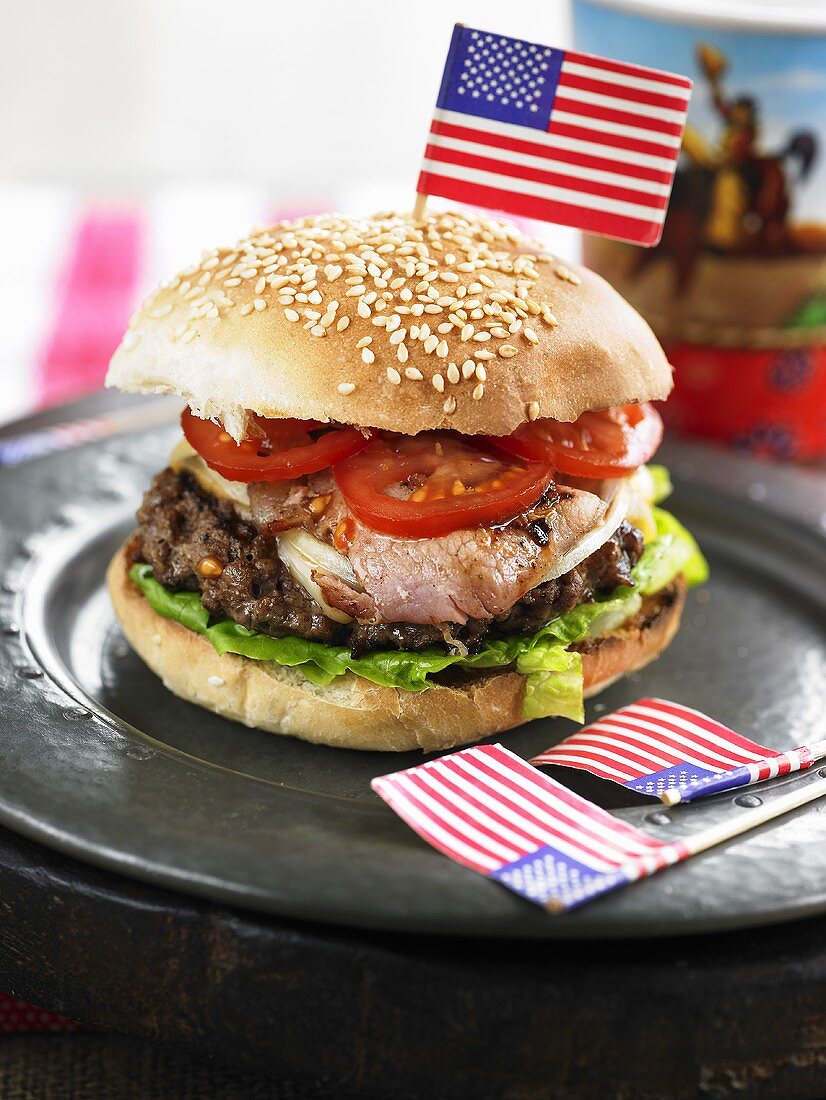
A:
632 44 819 291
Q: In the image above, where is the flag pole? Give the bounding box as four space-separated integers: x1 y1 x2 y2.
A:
547 771 826 914
413 193 428 221
661 739 826 806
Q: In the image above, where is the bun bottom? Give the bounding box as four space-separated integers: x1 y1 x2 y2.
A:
107 544 686 753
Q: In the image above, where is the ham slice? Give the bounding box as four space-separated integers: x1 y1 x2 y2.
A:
316 484 619 625
248 472 625 627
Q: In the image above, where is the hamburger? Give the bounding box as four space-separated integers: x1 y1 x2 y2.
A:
105 209 707 752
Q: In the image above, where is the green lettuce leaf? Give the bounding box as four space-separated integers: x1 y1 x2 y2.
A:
647 464 673 504
128 491 707 723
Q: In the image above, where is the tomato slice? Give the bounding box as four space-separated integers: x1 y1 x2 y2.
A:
333 432 555 538
487 403 663 479
181 409 371 482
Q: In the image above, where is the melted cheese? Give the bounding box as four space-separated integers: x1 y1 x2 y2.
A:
169 438 251 512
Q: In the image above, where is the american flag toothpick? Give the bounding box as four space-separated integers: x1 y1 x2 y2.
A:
372 744 826 913
530 699 826 806
415 24 691 245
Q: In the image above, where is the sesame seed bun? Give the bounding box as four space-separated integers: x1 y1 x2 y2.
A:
106 210 672 440
107 543 686 753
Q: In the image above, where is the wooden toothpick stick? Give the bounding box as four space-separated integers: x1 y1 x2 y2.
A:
413 193 428 221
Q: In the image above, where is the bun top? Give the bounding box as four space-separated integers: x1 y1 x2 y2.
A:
106 209 672 440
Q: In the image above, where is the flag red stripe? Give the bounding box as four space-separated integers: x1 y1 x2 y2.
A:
430 119 675 185
551 734 683 770
451 755 643 864
533 754 631 782
424 143 668 210
416 172 663 246
607 702 767 760
635 699 775 755
393 777 514 866
406 771 527 857
419 765 544 855
372 781 494 872
557 70 690 113
467 750 662 852
593 716 754 769
565 49 692 91
442 761 626 867
546 117 678 162
552 95 685 139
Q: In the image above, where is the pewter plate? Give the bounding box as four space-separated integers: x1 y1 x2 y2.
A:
0 400 825 938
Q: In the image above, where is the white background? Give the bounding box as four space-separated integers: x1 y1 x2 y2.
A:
1 1 570 200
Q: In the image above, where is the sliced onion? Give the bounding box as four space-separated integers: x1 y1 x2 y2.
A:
276 529 361 624
538 483 630 585
585 592 642 639
170 439 251 511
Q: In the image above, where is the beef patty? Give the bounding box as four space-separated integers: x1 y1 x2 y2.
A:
130 468 644 657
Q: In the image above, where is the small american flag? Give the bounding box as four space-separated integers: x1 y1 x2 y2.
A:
372 744 688 912
530 698 779 798
418 25 692 246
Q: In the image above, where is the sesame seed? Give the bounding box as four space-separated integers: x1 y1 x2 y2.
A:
147 211 558 403
182 327 197 342
432 374 445 393
386 366 402 385
361 347 375 364
475 364 487 381
338 382 356 395
443 395 457 414
528 401 540 421
472 384 485 401
122 331 141 350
